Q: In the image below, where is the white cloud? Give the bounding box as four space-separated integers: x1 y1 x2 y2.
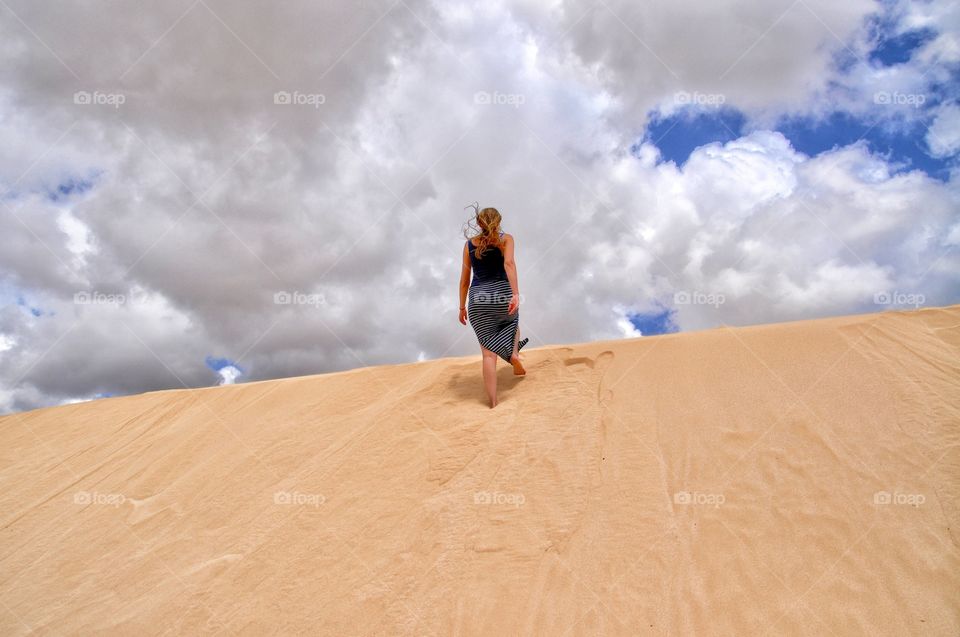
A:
926 103 960 158
615 315 642 338
215 365 243 385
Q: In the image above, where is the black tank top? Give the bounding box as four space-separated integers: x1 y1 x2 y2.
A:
467 232 507 284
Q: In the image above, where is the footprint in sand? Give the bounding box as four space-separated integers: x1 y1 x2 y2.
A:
561 350 615 370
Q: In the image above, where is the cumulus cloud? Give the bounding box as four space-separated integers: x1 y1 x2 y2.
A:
215 365 242 385
927 102 960 158
1 0 957 413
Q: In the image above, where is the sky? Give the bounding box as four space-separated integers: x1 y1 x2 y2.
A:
1 0 958 413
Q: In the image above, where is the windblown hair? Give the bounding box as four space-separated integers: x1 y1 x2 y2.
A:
463 202 504 259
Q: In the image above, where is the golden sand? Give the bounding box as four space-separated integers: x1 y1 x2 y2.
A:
2 305 958 635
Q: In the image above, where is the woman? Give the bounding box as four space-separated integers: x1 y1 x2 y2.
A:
458 204 529 408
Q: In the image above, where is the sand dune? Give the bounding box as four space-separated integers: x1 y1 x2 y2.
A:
2 305 959 635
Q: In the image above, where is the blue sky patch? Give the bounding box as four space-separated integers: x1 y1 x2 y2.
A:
637 107 746 167
869 27 936 67
204 355 244 373
48 176 96 202
629 307 679 336
16 295 46 317
776 111 950 181
639 107 951 182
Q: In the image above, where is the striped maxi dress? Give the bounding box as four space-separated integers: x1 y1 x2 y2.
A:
466 234 529 362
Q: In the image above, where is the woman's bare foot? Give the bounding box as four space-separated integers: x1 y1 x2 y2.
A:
510 354 526 376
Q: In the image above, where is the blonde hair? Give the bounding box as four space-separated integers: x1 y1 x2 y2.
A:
463 202 504 259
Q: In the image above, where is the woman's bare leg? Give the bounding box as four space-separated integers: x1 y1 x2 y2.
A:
509 326 525 376
481 346 499 408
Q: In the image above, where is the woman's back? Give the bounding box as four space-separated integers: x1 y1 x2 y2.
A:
468 233 506 284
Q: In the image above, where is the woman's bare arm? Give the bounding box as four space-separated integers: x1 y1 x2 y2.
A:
458 242 471 323
502 234 520 314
